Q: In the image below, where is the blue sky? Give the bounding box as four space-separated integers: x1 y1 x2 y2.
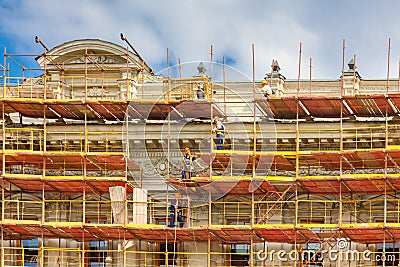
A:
1 0 400 80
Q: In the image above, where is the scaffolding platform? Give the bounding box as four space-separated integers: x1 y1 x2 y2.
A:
256 93 400 119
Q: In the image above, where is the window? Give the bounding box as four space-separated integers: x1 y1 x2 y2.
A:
87 240 107 267
302 243 323 267
377 242 399 266
155 218 179 267
86 219 108 267
157 243 179 267
228 221 250 267
21 238 39 267
298 218 324 266
230 244 250 267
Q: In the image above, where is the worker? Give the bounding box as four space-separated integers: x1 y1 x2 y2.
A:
182 147 197 180
196 82 205 99
212 116 225 150
168 194 184 228
201 74 211 99
169 199 184 228
261 80 275 98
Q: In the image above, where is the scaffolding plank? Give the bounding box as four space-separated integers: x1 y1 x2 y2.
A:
86 153 131 171
5 175 53 192
344 94 395 117
263 97 308 120
254 227 317 243
3 224 55 240
192 178 277 196
341 227 386 243
372 94 397 116
212 153 288 172
127 227 173 241
272 155 295 171
298 179 344 195
312 152 352 170
1 102 18 114
6 222 399 244
173 228 214 242
254 98 275 118
299 96 349 118
46 100 88 120
387 227 400 240
168 177 276 196
5 153 44 168
4 174 132 194
85 225 128 240
210 227 260 243
387 177 400 191
171 100 224 119
58 226 98 241
128 100 178 120
342 150 388 169
39 152 129 171
387 94 400 113
86 100 128 121
343 178 388 194
387 150 400 166
5 99 60 119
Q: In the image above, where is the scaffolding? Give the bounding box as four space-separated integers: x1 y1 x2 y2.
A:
2 38 400 267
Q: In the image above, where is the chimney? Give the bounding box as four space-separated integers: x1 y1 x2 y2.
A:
342 58 361 96
265 60 286 97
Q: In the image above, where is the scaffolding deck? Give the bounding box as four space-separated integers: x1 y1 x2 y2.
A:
256 93 400 119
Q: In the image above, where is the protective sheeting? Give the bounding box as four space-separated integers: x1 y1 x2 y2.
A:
109 186 127 224
256 93 400 119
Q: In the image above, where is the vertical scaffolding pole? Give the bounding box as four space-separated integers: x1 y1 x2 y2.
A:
141 57 145 99
338 38 346 267
41 47 48 267
82 49 88 266
250 235 253 267
40 179 45 267
309 57 312 96
207 236 211 267
398 60 400 92
2 47 6 221
341 39 345 97
252 44 256 178
2 47 5 97
386 38 391 94
353 54 357 94
249 44 261 242
167 47 171 178
383 38 391 262
178 58 182 79
268 59 274 86
125 50 130 187
223 56 226 116
123 43 130 267
1 47 5 267
126 46 130 100
294 42 302 266
209 46 214 178
210 45 213 96
166 47 171 229
0 178 3 267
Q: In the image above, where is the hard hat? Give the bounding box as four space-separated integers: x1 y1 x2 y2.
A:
184 147 190 152
262 80 268 85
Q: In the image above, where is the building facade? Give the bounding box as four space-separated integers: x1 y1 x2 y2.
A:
1 38 400 266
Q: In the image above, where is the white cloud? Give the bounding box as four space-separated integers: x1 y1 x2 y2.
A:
2 0 400 80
